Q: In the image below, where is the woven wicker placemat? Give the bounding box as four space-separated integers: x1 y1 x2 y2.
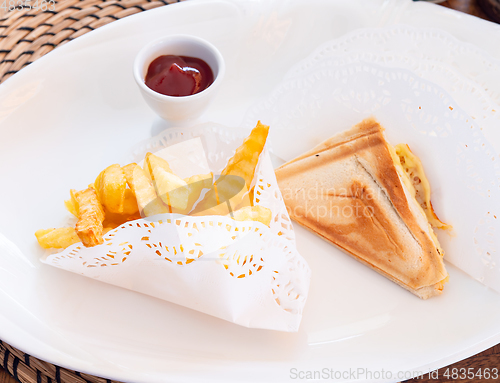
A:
0 0 181 83
0 339 122 383
0 1 182 382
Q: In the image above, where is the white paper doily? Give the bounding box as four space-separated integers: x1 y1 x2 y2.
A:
284 50 500 154
42 123 310 332
286 25 500 106
245 61 500 294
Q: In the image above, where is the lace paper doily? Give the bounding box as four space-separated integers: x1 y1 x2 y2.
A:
245 61 500 294
42 123 310 332
285 50 500 153
286 25 500 106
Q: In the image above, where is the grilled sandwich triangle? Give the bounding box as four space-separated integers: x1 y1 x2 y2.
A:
275 118 448 299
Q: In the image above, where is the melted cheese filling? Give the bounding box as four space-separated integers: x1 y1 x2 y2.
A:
394 144 451 230
387 143 452 258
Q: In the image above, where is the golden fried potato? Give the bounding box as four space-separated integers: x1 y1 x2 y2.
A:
126 164 169 217
103 209 142 230
35 227 81 249
94 169 104 195
184 172 213 190
124 164 150 201
191 122 269 215
96 164 126 214
221 121 269 188
145 152 172 180
170 172 213 214
123 188 139 215
122 163 137 191
144 199 171 217
221 121 269 204
191 184 251 217
75 188 105 247
143 153 189 210
229 206 272 227
152 166 189 211
64 189 79 217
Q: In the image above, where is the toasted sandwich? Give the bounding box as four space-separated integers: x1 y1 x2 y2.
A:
275 118 449 299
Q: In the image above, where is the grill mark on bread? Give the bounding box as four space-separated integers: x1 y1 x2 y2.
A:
322 179 406 257
354 155 422 253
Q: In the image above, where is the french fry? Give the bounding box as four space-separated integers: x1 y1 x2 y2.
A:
35 227 80 249
192 122 269 215
123 188 139 215
75 188 105 222
184 172 213 190
221 121 269 205
103 209 142 230
75 188 105 247
229 206 272 227
126 164 169 217
220 121 269 188
96 164 126 214
122 163 137 191
94 169 104 195
191 183 250 216
144 153 190 210
170 172 213 214
143 199 170 217
152 166 189 211
145 152 172 180
100 191 141 230
64 189 79 217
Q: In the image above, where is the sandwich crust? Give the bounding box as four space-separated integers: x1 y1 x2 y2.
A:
275 118 448 298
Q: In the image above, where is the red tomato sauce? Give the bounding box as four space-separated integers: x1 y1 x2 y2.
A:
145 55 214 97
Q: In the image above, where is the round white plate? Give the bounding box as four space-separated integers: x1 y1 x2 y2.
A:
1 0 500 382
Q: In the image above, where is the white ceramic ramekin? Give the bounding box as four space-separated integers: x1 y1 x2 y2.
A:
133 35 225 122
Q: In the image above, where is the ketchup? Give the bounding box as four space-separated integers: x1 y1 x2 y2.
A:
145 55 214 97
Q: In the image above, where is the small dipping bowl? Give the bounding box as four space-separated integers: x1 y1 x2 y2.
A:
133 35 225 122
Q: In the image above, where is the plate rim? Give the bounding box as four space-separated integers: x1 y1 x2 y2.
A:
1 0 500 381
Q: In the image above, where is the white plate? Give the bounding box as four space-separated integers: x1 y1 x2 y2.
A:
1 0 500 382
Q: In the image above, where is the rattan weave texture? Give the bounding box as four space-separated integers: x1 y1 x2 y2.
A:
0 1 181 382
0 0 180 82
0 339 122 383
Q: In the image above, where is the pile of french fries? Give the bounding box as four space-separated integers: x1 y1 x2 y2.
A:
35 122 272 249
